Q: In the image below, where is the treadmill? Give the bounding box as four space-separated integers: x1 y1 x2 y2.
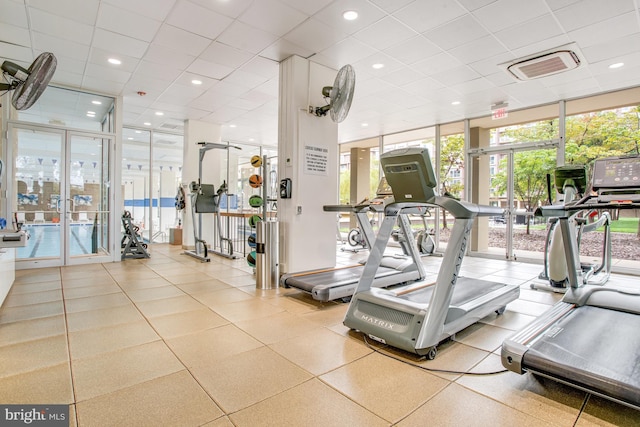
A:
343 147 520 358
502 155 640 410
280 179 425 302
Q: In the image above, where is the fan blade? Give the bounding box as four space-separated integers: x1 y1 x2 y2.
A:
329 64 355 123
11 52 57 111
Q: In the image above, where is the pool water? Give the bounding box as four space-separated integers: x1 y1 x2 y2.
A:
17 224 105 259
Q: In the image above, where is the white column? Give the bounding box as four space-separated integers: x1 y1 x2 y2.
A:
278 55 339 274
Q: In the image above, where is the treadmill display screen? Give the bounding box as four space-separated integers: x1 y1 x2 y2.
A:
591 156 640 190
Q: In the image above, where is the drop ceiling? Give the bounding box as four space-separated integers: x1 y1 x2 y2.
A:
3 0 640 145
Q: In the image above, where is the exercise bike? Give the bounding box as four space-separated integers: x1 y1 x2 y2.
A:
532 165 611 293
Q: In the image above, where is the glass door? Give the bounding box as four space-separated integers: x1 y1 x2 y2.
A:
67 132 113 264
10 124 113 267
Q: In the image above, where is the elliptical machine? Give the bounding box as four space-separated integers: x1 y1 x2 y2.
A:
532 165 611 292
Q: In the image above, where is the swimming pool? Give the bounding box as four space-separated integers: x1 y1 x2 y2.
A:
17 223 107 259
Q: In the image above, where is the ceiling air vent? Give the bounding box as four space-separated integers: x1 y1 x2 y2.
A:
506 50 580 81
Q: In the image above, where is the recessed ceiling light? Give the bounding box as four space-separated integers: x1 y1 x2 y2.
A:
451 101 461 105
343 10 358 20
372 63 384 69
609 62 624 69
135 130 141 134
229 124 237 128
92 100 102 105
191 79 203 85
143 122 151 126
155 111 164 116
87 111 95 115
127 137 133 140
361 123 369 127
249 138 255 142
107 58 121 65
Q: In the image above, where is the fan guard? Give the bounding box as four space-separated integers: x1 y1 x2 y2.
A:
1 52 57 111
311 64 355 123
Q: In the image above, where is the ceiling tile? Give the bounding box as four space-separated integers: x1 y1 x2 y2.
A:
223 70 269 89
240 56 279 79
97 3 161 42
553 0 635 32
142 44 195 69
352 52 405 77
456 0 498 12
448 35 506 64
494 14 563 50
81 75 125 94
85 62 132 84
238 0 309 37
424 14 489 51
581 33 640 63
393 0 467 33
383 36 442 65
412 52 463 76
353 16 416 50
102 0 175 21
166 0 233 40
88 48 139 73
279 0 334 15
431 65 481 87
472 0 548 33
0 22 31 48
368 0 415 14
188 0 254 19
468 52 515 76
568 12 639 48
1 0 29 28
259 39 315 62
199 42 253 69
187 58 235 80
31 32 90 62
153 24 212 57
136 60 183 81
92 28 150 58
173 72 218 90
379 67 425 86
400 77 445 98
27 0 99 25
320 37 377 67
283 18 349 53
29 8 93 44
217 21 279 54
313 0 387 35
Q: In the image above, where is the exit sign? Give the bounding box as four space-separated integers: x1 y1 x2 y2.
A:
492 107 508 120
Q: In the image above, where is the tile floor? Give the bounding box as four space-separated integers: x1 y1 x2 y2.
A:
1 244 639 426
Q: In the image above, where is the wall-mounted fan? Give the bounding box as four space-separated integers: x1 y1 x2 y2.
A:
310 64 355 123
0 52 57 110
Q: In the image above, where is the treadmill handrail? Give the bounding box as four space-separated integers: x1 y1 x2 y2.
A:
385 197 504 219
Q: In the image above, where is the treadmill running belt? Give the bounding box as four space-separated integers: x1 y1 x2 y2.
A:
523 305 640 407
398 277 506 306
284 266 398 293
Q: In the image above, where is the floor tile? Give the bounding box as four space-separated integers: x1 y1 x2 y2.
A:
576 395 640 426
201 416 235 427
0 363 73 404
0 335 69 378
320 352 449 423
68 320 160 360
0 300 64 324
205 298 285 322
453 322 517 352
135 295 204 318
163 272 216 285
2 288 62 307
115 277 173 291
506 298 554 317
62 283 122 299
456 354 585 425
72 341 184 402
405 339 491 381
397 382 554 426
192 346 312 413
147 308 228 339
66 304 143 332
0 314 66 346
9 280 61 294
124 285 186 302
270 327 372 375
193 288 255 307
64 292 131 314
230 379 387 427
177 279 231 294
14 269 61 284
479 309 536 331
236 311 321 344
166 324 263 369
76 370 222 427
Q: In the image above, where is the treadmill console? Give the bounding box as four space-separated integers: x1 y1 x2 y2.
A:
591 156 640 202
369 177 394 212
380 148 437 203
